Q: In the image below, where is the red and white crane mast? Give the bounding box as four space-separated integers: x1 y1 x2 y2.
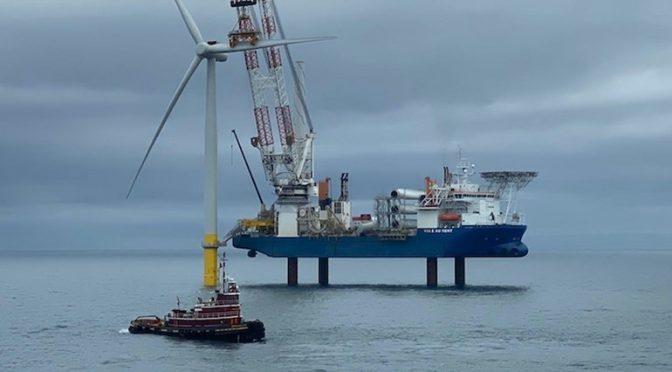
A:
229 0 315 201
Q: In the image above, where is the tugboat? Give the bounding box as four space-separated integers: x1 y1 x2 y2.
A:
128 256 265 342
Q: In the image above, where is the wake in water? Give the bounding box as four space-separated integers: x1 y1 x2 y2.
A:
118 328 130 334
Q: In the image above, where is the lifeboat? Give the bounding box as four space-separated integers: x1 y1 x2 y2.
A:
439 212 461 222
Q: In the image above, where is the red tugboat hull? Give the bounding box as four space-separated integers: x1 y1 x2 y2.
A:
128 318 265 342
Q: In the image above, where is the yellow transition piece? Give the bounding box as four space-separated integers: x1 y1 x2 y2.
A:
203 234 219 287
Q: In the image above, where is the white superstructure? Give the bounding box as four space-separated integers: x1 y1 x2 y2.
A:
413 155 536 230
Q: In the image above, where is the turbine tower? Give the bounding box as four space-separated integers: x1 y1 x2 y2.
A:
126 0 330 287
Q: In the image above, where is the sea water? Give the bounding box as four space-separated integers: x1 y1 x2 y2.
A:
1 249 671 371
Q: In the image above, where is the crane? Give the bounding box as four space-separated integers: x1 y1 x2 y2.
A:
229 0 319 236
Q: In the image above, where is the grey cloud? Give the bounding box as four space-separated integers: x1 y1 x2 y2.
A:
1 0 671 251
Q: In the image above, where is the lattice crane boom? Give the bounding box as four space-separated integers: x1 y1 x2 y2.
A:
229 0 317 196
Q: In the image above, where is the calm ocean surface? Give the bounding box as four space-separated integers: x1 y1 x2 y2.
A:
1 249 671 371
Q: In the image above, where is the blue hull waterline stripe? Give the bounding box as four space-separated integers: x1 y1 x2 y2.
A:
233 224 528 258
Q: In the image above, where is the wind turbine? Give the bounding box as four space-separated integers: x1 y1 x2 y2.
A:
127 0 331 287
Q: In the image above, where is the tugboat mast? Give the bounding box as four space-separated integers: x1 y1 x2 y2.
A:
220 251 227 291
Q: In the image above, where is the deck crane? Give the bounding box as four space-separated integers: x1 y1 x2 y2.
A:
229 0 319 237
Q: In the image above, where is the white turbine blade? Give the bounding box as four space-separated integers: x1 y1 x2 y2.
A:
205 36 335 54
174 0 204 44
126 56 203 199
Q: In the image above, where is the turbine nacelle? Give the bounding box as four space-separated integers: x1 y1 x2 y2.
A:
194 43 229 61
195 42 221 58
195 38 335 58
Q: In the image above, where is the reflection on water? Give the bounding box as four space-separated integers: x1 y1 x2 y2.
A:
245 283 530 295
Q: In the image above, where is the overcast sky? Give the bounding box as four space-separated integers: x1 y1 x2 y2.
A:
1 0 671 252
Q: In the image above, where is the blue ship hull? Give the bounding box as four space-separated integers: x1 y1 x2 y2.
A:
232 224 528 258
